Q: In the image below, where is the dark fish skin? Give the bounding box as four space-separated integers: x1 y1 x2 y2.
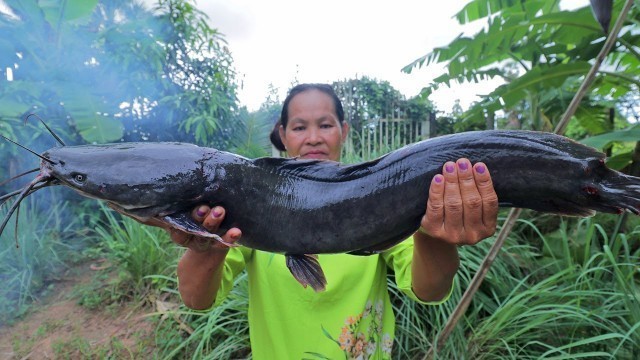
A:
589 0 613 35
35 130 640 257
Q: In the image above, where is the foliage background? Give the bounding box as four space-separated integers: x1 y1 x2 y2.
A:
0 0 639 358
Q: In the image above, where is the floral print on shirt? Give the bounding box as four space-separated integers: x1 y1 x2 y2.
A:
321 300 393 360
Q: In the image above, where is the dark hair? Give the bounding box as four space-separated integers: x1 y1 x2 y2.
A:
270 83 345 152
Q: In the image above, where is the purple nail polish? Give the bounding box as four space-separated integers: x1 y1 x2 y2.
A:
446 164 455 173
476 165 486 174
196 208 207 217
434 175 443 183
212 210 222 218
458 162 469 171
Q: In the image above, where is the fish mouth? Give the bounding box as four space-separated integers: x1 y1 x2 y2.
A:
601 174 640 216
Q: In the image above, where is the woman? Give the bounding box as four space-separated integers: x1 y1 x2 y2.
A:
169 83 498 359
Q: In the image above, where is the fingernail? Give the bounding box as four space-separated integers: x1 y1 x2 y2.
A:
434 175 443 183
476 165 486 174
445 164 455 173
196 207 207 217
212 208 222 218
458 162 469 171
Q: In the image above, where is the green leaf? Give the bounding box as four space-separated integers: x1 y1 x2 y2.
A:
59 88 123 143
40 0 97 26
0 97 30 119
580 127 640 150
604 150 633 170
495 63 592 108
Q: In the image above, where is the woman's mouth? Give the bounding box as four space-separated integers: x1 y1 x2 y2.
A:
302 151 328 159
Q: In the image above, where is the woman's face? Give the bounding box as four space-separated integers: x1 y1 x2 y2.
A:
279 89 348 161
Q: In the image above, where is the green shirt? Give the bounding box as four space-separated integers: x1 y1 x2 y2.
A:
212 236 447 359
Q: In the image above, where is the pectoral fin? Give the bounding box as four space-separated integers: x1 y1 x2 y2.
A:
285 254 327 292
160 211 238 247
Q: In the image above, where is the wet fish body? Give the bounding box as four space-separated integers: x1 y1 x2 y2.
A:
4 130 640 290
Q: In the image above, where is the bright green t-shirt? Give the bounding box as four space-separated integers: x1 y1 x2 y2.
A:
211 236 447 359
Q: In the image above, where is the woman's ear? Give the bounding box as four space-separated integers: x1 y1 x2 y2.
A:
341 122 349 143
278 124 288 150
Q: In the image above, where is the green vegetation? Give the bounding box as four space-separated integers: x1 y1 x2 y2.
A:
1 0 639 358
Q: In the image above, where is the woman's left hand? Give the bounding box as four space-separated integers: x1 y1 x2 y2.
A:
419 158 499 245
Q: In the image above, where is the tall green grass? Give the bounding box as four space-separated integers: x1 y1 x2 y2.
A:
0 193 81 325
389 216 640 359
83 203 181 304
154 273 251 359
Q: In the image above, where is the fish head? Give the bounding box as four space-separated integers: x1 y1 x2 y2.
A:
536 156 640 216
40 142 214 218
580 157 640 216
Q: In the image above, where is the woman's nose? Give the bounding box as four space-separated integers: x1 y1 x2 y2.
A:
306 129 322 144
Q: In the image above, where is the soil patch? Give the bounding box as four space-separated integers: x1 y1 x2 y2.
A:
0 263 156 359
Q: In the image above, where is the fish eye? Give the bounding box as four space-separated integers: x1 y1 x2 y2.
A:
73 173 86 183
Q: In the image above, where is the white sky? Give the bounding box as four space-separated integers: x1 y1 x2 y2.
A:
197 0 503 113
195 0 589 113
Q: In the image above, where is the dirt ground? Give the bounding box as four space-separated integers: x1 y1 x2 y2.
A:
0 264 157 360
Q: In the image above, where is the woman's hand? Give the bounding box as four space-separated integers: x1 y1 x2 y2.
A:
170 205 241 310
168 205 242 252
420 158 498 245
411 158 498 301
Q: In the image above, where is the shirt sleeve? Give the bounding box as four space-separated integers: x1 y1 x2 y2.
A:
381 236 455 305
212 246 253 307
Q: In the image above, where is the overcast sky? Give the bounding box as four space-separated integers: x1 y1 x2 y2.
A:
195 0 585 112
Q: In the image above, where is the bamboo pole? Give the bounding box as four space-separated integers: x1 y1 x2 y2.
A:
423 1 635 358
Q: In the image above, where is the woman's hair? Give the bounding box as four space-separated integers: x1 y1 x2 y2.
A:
270 83 345 152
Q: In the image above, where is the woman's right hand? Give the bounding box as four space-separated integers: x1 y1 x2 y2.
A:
168 205 242 253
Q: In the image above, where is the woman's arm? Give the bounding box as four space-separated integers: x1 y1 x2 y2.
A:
412 158 499 302
169 206 242 310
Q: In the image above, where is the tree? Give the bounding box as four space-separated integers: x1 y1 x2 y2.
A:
0 0 238 150
404 1 639 133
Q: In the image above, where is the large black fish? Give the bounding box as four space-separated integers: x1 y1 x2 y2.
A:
2 130 639 291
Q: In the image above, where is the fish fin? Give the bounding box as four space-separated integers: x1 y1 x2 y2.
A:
348 249 382 256
285 254 327 292
348 237 406 256
160 212 239 247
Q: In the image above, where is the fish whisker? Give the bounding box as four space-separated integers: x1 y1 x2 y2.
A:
25 113 66 146
0 181 52 203
0 168 40 187
0 135 57 164
0 175 51 237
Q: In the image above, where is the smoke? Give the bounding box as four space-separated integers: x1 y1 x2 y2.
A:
0 0 241 323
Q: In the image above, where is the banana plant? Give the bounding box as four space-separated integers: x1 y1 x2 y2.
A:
403 0 639 134
0 0 122 144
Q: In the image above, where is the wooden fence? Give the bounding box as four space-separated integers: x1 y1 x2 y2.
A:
344 118 430 160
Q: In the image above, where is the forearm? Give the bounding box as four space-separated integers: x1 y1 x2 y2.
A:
177 248 229 310
411 231 460 302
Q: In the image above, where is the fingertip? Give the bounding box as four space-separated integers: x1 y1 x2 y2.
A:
443 161 456 175
456 158 471 171
210 206 224 219
192 205 210 221
473 162 489 177
433 174 444 185
228 228 242 242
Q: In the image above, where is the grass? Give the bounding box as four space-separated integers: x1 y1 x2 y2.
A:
154 272 251 359
81 203 181 306
0 191 84 325
390 215 640 359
